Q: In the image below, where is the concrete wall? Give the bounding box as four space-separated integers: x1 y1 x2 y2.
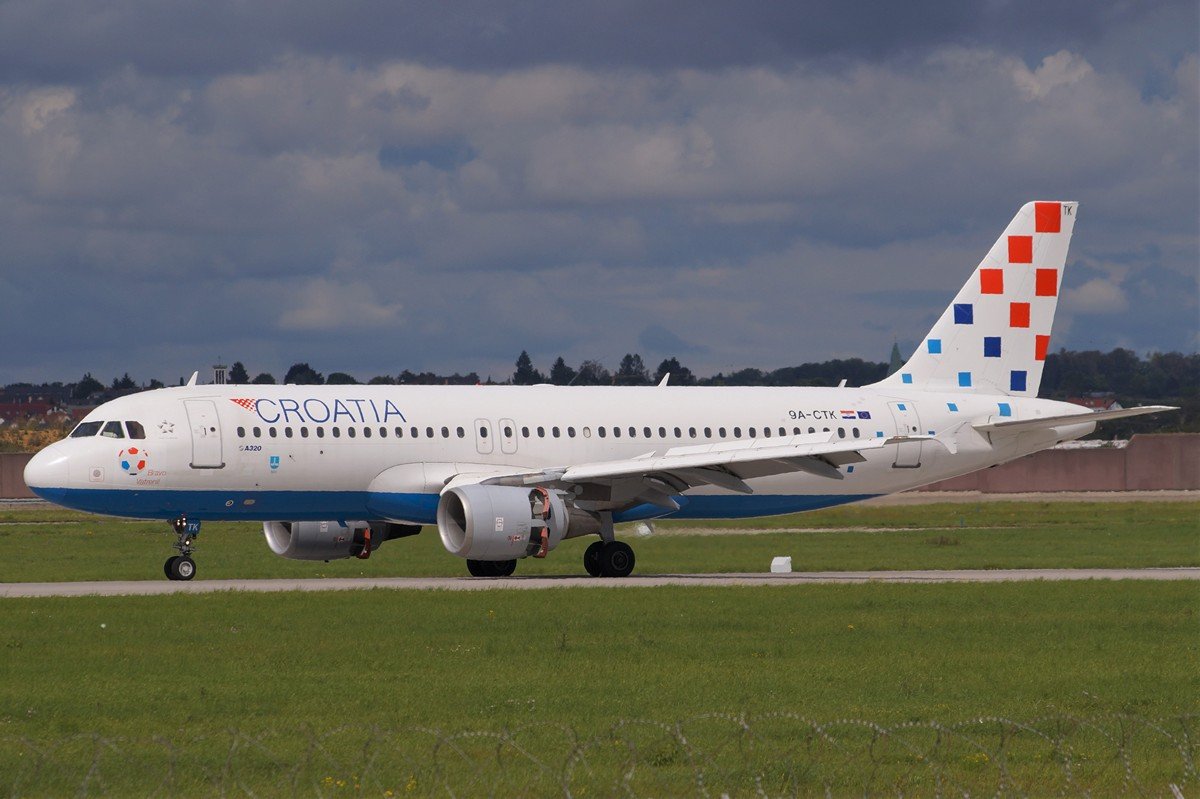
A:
2 434 1197 498
918 434 1200 492
1 453 35 499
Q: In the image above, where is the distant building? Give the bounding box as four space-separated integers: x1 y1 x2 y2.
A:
1067 392 1122 411
213 364 228 385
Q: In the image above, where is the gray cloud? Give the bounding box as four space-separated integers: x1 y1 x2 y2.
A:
0 4 1195 385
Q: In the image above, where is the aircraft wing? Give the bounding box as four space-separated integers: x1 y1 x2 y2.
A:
972 405 1177 433
476 433 937 510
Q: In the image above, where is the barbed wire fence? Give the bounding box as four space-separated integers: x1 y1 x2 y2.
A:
2 712 1195 797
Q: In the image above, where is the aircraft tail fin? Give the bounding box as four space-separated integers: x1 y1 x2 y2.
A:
872 201 1078 396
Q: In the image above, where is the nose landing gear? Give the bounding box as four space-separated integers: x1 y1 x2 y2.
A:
165 516 200 581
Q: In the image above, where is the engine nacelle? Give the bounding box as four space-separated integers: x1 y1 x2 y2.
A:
437 484 580 561
263 520 420 561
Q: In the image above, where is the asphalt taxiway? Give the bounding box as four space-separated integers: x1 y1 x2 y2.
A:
1 568 1197 597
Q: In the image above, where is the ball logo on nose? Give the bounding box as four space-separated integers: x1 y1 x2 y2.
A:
118 447 149 475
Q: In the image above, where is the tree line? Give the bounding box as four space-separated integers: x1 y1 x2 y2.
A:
6 348 1196 436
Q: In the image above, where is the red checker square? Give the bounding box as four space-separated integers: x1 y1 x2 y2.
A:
1035 334 1050 361
1008 235 1033 263
979 268 1004 294
1035 202 1061 233
1009 302 1030 328
1035 268 1058 296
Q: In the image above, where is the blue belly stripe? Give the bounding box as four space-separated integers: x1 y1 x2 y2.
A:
31 486 878 524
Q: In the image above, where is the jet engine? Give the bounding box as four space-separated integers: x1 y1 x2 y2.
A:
263 520 420 561
437 484 596 561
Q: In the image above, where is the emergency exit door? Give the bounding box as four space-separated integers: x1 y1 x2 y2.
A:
887 401 922 468
185 400 225 469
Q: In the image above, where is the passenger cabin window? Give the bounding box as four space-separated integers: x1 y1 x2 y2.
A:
363 427 371 438
613 427 621 438
125 421 147 439
658 427 666 438
237 426 246 438
426 427 434 438
285 427 293 438
568 427 576 438
718 427 727 437
411 426 418 438
395 427 404 438
673 427 682 438
316 427 325 438
733 427 742 437
71 421 103 438
332 427 340 438
537 426 546 438
269 427 278 438
100 421 125 439
441 427 449 438
521 426 530 438
253 427 262 437
347 427 356 438
598 427 606 438
478 426 488 438
552 426 561 438
643 427 652 438
457 427 465 438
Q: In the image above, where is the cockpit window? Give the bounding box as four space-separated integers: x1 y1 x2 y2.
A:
125 421 146 439
70 421 103 438
100 421 125 439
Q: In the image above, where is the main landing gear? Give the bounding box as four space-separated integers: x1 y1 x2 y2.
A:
466 559 516 577
583 512 636 578
164 516 200 581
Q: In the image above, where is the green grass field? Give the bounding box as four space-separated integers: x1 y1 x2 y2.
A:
0 583 1197 795
0 500 1197 582
0 501 1197 795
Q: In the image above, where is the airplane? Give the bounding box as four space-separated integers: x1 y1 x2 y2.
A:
23 201 1176 581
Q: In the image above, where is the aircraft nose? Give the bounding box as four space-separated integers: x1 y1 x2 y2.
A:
23 447 70 495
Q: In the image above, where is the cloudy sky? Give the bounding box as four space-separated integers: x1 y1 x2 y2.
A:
1 0 1196 385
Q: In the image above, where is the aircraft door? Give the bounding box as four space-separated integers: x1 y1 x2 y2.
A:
474 418 494 455
887 401 922 468
184 400 225 469
498 418 518 455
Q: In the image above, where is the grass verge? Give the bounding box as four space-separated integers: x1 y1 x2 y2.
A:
0 501 1197 582
0 582 1197 794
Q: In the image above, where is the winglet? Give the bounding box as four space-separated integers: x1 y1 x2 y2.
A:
658 373 670 387
186 370 199 387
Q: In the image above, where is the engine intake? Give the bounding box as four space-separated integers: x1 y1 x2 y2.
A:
263 520 420 561
438 484 586 561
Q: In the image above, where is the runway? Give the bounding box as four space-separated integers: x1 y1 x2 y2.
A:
2 568 1197 597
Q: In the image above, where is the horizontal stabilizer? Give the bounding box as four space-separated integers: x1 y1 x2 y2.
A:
973 405 1177 433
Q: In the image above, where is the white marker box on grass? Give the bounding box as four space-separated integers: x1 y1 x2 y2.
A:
770 556 792 573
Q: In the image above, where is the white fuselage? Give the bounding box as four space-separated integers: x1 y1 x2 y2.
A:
23 383 1093 524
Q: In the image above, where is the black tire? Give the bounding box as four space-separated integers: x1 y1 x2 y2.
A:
467 559 517 577
171 556 196 581
164 556 179 580
583 541 604 577
600 541 635 578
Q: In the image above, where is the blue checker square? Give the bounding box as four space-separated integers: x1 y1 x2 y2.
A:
847 465 855 474
998 402 1012 417
947 402 959 412
958 371 972 387
953 303 973 324
1010 370 1028 392
927 338 942 354
984 336 1002 357
901 373 913 384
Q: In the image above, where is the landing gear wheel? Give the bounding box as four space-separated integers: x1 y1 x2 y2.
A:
600 541 635 578
169 556 196 581
467 559 517 577
165 515 200 581
583 541 604 577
